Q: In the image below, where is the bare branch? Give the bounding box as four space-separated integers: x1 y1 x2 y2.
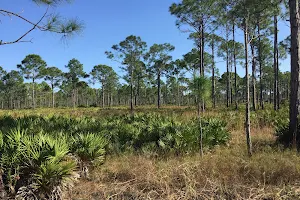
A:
0 6 49 45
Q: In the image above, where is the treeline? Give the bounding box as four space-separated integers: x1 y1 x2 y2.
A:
0 52 290 110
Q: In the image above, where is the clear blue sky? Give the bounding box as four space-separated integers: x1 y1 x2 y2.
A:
0 0 290 81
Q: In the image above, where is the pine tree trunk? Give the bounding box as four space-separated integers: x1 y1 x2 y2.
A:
198 25 203 76
177 77 181 106
102 83 105 108
72 87 76 109
201 19 205 76
287 80 289 100
251 44 257 111
230 56 233 105
226 24 230 108
137 76 140 106
130 65 134 114
274 15 279 110
289 0 300 148
111 93 113 107
32 78 35 109
258 21 264 109
52 84 55 108
157 71 161 109
76 89 79 107
269 82 272 103
212 36 216 108
244 17 252 157
233 23 238 110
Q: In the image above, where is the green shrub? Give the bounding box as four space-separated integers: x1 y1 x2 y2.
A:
0 129 77 199
71 133 106 167
0 113 230 197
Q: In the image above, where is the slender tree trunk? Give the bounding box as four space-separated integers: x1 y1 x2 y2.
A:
269 82 272 103
287 80 289 100
230 55 233 105
198 105 203 157
244 17 252 157
212 36 216 108
102 82 105 108
274 15 279 110
177 77 180 106
72 84 76 109
233 23 238 110
76 89 79 107
289 0 300 148
199 25 203 76
52 84 55 108
251 44 257 111
137 76 140 106
107 93 110 107
157 70 161 109
276 31 280 110
258 21 264 109
130 65 134 114
32 78 35 109
201 19 205 76
111 92 113 107
226 24 230 108
201 27 206 112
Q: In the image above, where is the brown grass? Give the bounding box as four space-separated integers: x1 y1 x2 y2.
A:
68 126 300 200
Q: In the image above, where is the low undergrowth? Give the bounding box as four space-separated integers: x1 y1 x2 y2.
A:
0 107 297 199
0 113 229 199
0 113 230 155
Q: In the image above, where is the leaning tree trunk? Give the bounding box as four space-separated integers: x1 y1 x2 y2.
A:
289 0 300 148
244 17 252 157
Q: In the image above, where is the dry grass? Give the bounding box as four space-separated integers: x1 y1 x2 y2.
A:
68 126 300 200
2 107 297 199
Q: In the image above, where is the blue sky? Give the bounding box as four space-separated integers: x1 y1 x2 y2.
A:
0 0 290 82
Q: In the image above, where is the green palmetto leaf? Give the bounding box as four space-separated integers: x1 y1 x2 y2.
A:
34 159 76 194
71 133 107 164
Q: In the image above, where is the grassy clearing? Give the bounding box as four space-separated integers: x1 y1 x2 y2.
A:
0 106 298 199
71 126 300 200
